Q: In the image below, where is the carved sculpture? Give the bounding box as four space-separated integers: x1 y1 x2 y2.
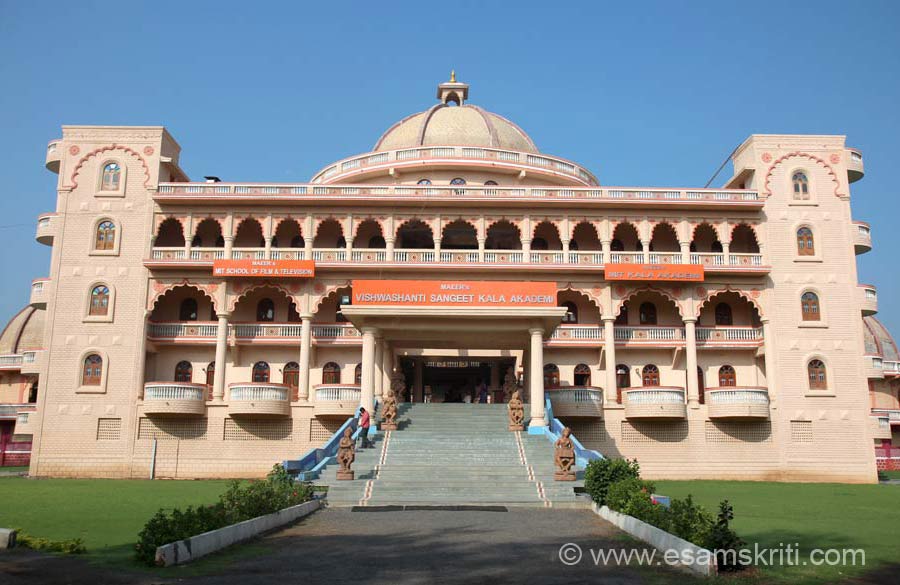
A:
381 388 398 430
501 367 518 403
507 389 524 431
390 371 408 402
336 427 355 480
554 427 577 481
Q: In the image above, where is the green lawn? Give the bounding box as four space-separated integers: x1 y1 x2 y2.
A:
0 466 29 472
0 477 231 568
654 480 900 584
880 470 900 480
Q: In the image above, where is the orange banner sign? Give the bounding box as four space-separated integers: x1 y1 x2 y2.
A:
605 263 704 282
352 280 557 306
213 259 315 278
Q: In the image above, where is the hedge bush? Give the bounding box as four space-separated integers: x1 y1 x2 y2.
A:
583 457 640 505
15 531 87 554
135 464 313 566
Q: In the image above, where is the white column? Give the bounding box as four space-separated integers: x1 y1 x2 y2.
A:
264 236 272 259
601 239 611 265
360 327 377 414
722 241 731 265
641 240 650 263
680 241 690 264
298 315 312 401
477 236 486 263
603 317 618 404
522 238 532 263
385 236 395 262
224 236 234 258
213 313 230 401
374 335 384 399
562 239 570 263
684 318 699 408
762 319 777 407
528 327 546 430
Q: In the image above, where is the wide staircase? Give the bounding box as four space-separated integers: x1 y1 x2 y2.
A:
321 403 585 507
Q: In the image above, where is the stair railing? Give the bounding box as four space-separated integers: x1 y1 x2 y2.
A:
540 397 604 467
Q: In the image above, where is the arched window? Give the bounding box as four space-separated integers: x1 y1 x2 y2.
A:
101 162 121 191
179 298 198 321
417 179 432 186
174 361 193 382
801 292 820 321
797 227 814 256
543 364 560 388
615 364 630 403
82 354 103 386
639 302 657 325
257 298 275 322
641 364 660 386
95 221 116 250
574 364 591 386
808 359 827 389
615 306 628 325
484 180 498 186
206 362 215 400
718 365 736 387
323 362 341 384
792 172 809 199
252 361 270 383
89 285 110 316
284 362 299 399
715 303 733 326
561 301 578 324
450 178 466 185
355 363 362 385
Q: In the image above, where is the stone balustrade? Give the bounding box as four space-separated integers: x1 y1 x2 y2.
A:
142 382 207 416
547 386 603 418
706 387 770 419
228 383 291 417
623 388 687 419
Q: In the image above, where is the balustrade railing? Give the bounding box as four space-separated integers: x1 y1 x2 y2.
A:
151 247 186 259
311 324 361 338
615 326 683 342
229 383 289 402
440 249 480 263
144 383 206 402
610 252 643 263
315 385 361 402
706 387 770 405
0 354 24 367
232 323 304 338
530 251 565 264
312 248 347 262
548 386 603 404
648 252 680 264
624 388 686 404
568 251 604 264
148 322 219 338
351 249 387 262
549 325 603 341
872 409 900 421
231 248 266 260
190 247 225 260
394 249 436 263
695 326 763 343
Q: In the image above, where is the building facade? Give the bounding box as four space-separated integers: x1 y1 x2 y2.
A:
4 76 895 480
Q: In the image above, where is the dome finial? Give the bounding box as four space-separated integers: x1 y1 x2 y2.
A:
450 69 456 83
437 73 468 105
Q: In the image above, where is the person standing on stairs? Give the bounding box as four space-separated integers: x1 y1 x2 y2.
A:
357 407 372 449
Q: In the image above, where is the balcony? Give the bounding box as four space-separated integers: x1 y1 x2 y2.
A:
228 383 291 417
872 409 900 424
148 322 218 344
35 213 57 246
695 326 763 349
14 406 38 434
314 384 361 417
623 387 687 419
0 403 34 420
547 325 603 346
142 382 207 416
232 323 304 345
859 284 878 316
883 360 900 378
156 182 762 211
706 387 770 419
870 415 892 440
29 278 49 308
20 350 43 375
45 140 61 172
0 354 24 371
846 148 864 183
853 221 872 254
615 326 684 347
866 356 885 380
548 386 603 418
311 323 362 344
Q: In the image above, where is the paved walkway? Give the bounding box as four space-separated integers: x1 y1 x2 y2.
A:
0 508 687 584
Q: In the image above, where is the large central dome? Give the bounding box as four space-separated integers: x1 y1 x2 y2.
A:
373 75 538 153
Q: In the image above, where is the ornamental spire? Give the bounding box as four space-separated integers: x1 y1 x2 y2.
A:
437 72 469 105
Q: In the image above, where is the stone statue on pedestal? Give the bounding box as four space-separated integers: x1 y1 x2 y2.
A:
554 427 576 481
381 388 398 430
336 427 355 480
507 389 524 431
501 367 518 403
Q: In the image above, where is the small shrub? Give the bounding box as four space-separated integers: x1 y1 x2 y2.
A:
15 531 86 554
583 458 640 505
606 478 668 527
135 463 313 566
706 500 746 572
667 495 713 545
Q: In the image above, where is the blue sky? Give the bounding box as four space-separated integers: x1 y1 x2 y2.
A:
1 1 898 333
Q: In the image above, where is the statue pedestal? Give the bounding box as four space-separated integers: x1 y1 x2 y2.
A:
508 424 524 431
554 471 576 482
381 422 398 431
336 470 355 481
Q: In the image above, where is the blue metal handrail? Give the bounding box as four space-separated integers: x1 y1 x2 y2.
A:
539 396 603 467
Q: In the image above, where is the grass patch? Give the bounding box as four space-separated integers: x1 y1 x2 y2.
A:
0 477 231 568
654 480 900 584
0 466 29 472
879 470 900 480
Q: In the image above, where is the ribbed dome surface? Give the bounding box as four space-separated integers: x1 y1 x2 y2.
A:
0 306 44 354
374 104 538 153
863 316 899 361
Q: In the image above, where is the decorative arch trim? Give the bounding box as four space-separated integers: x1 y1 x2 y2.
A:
613 285 684 318
148 280 220 313
763 152 844 199
70 144 151 189
693 286 764 319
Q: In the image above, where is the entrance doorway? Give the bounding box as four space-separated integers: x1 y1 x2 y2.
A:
399 357 515 403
